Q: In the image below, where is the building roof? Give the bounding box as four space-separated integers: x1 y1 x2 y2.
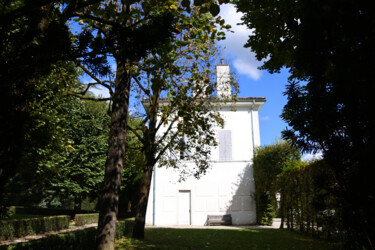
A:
142 96 266 111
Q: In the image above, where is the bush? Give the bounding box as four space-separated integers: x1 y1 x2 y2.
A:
278 160 341 239
0 218 135 250
0 215 69 241
116 218 135 239
0 227 97 250
74 213 99 226
252 141 301 225
7 206 96 218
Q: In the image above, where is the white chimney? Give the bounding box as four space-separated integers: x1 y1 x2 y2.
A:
216 59 231 99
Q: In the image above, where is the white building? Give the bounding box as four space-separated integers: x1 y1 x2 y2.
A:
145 62 266 226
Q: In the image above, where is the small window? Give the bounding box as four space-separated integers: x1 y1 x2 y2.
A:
180 135 186 160
179 134 187 160
219 130 232 161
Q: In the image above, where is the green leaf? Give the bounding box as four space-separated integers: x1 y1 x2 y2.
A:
182 0 190 8
194 0 203 6
209 4 220 16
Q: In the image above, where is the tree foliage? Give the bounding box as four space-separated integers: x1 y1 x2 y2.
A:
278 159 342 240
3 62 110 212
252 141 300 225
48 98 110 213
0 0 103 217
72 0 229 248
236 0 375 247
126 4 235 237
3 62 78 210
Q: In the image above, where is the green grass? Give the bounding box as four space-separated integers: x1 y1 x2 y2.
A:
115 228 341 250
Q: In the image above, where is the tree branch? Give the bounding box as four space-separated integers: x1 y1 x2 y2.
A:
77 62 114 96
155 130 179 163
127 124 144 144
73 12 120 28
156 114 179 146
68 92 111 102
132 76 150 97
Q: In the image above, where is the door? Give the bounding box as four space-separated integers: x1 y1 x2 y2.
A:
178 190 191 225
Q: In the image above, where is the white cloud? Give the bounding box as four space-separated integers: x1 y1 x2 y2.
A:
89 86 110 98
260 116 270 121
302 152 323 162
219 4 262 80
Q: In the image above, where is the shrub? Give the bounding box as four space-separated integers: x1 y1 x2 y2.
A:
116 218 135 239
7 206 96 218
0 227 97 250
278 160 341 239
0 215 69 241
0 218 135 250
74 213 99 226
253 141 301 225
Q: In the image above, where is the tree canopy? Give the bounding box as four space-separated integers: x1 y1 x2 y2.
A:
71 1 229 248
235 0 375 247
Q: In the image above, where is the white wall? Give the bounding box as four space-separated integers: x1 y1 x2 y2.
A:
146 101 263 226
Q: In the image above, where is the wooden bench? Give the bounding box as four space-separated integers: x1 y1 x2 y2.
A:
207 214 232 226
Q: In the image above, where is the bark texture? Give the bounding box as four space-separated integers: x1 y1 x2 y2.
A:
132 165 153 239
96 62 131 250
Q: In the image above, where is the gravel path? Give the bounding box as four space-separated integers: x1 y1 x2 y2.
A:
146 218 282 230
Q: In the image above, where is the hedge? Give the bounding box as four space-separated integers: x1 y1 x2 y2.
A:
0 215 69 241
0 227 97 250
7 207 96 218
278 160 341 239
74 214 99 226
0 219 135 250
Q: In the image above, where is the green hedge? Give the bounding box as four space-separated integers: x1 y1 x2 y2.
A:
0 227 97 250
8 206 96 218
0 215 69 241
0 218 135 250
116 218 135 239
74 213 99 226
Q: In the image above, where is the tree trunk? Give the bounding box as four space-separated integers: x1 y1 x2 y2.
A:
74 196 82 214
132 165 153 239
96 62 131 250
279 193 284 229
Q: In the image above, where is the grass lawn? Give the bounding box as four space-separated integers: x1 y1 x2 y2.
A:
115 228 341 249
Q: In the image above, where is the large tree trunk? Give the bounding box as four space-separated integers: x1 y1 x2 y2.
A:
132 165 153 239
96 62 131 250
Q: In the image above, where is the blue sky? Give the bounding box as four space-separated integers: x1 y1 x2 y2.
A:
88 4 290 147
219 4 289 147
85 4 318 161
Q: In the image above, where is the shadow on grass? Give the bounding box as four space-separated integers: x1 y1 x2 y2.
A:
115 228 341 250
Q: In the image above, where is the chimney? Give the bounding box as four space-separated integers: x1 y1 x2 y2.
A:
216 59 231 99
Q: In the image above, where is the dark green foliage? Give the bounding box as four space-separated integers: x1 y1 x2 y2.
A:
0 215 69 241
115 219 135 239
6 206 96 218
0 227 97 250
236 0 375 247
47 98 110 210
0 0 100 216
278 160 341 240
252 141 300 225
3 64 109 211
74 213 99 226
0 219 135 250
